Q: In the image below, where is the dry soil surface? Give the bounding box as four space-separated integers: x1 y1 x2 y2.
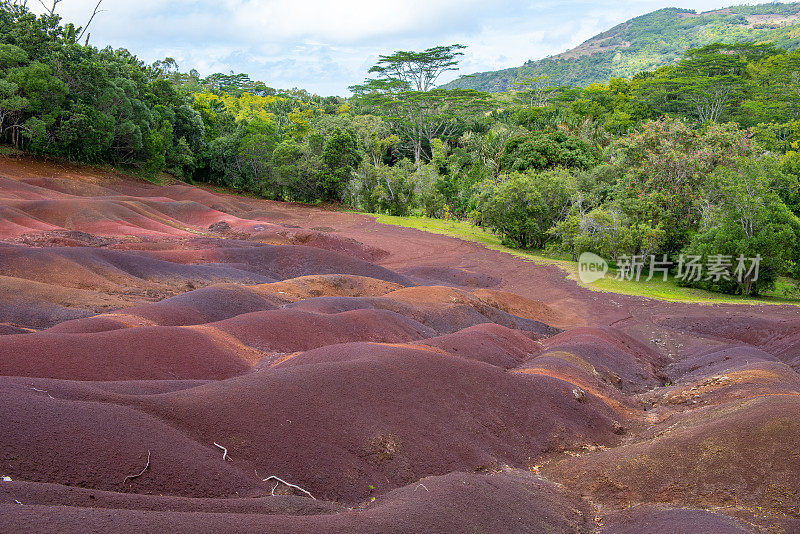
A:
1 156 799 533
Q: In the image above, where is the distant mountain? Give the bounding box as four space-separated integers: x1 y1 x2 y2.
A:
444 3 800 92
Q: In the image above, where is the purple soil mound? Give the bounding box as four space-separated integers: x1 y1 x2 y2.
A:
528 327 668 394
0 381 262 497
0 243 275 292
1 471 593 533
130 342 623 502
286 293 559 336
3 157 800 532
399 265 500 288
659 315 800 369
48 284 283 332
0 300 94 329
0 323 32 334
144 244 410 285
0 327 254 380
417 323 541 368
599 506 753 534
545 395 800 521
211 308 435 352
665 344 779 382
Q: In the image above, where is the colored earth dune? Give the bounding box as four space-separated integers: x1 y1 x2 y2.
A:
1 157 799 533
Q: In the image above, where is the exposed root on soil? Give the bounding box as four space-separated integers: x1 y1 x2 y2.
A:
213 442 232 461
123 450 151 484
30 386 54 399
262 475 316 499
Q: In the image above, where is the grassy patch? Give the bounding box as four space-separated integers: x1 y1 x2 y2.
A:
0 146 26 157
370 213 799 306
104 165 175 186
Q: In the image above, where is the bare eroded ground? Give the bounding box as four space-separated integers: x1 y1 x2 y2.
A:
1 156 799 533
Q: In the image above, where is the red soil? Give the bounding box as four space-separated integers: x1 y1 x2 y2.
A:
599 506 755 533
47 284 285 331
531 327 669 394
130 342 624 503
417 322 541 368
283 287 561 336
1 155 799 532
1 470 593 533
0 327 256 380
544 395 800 530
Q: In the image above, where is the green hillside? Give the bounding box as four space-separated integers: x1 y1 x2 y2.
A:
444 3 800 91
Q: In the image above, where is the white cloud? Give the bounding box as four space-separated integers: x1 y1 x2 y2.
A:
34 0 775 95
229 0 484 42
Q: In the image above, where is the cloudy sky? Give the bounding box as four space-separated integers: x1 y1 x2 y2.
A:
37 0 768 95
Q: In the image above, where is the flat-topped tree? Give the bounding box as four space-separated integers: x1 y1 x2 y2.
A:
352 44 490 165
368 44 466 92
512 75 554 108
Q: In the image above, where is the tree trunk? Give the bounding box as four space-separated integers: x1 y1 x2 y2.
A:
413 140 422 166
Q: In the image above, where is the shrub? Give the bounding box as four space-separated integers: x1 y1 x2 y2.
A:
473 169 570 249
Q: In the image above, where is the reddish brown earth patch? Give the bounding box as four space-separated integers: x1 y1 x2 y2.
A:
1 470 593 533
544 395 800 530
418 323 540 368
599 506 755 533
1 155 799 532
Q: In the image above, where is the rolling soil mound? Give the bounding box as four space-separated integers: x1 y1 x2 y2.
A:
657 358 800 410
0 382 262 497
255 273 405 301
399 265 500 287
130 342 624 503
598 506 754 533
529 327 669 394
0 243 275 292
472 287 562 324
1 198 199 237
544 395 800 525
417 323 541 368
0 326 258 380
47 284 284 331
658 315 800 369
1 470 593 533
209 308 435 352
288 296 554 338
665 344 780 382
2 156 799 532
144 244 409 284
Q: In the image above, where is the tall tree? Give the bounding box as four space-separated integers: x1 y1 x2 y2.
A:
684 156 800 295
512 75 554 108
352 45 489 164
670 44 761 123
367 44 466 92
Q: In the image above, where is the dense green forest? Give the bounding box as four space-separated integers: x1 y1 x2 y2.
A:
445 3 800 91
0 0 799 296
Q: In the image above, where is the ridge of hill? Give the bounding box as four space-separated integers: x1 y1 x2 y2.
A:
443 3 800 91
